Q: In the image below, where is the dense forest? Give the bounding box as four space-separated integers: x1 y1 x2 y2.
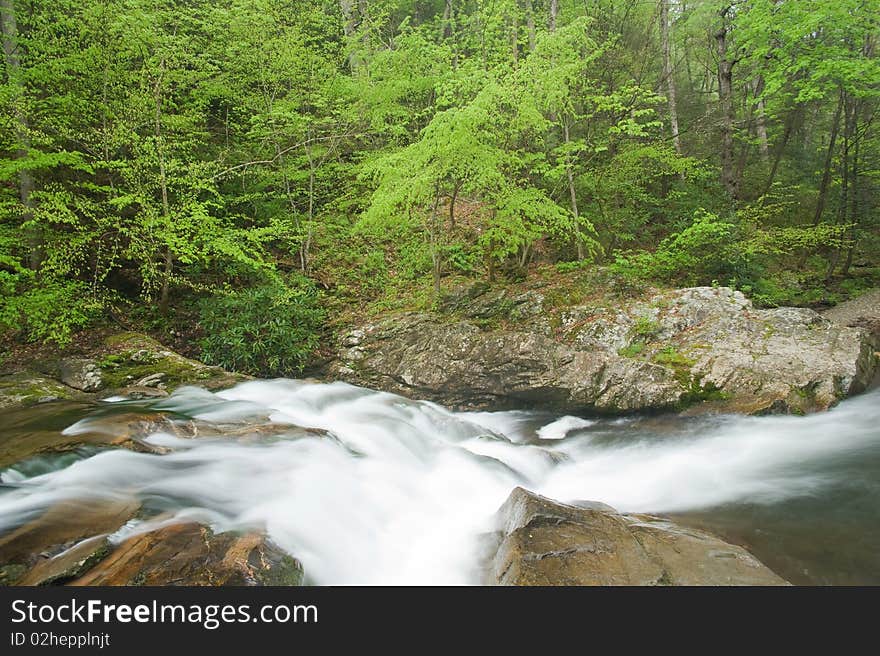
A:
1 0 878 375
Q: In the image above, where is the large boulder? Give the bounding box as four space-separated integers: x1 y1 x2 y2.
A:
330 286 878 414
487 488 788 586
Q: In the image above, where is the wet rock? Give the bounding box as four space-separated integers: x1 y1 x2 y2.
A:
0 497 140 572
68 523 303 586
330 286 878 415
487 488 788 586
59 358 104 392
117 386 169 400
17 535 112 586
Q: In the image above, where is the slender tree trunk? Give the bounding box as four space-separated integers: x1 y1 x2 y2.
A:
302 142 316 273
340 0 359 73
358 0 370 57
430 183 443 298
549 0 558 32
842 36 874 276
812 86 844 226
754 76 769 160
841 102 861 277
763 107 800 197
511 10 519 69
449 181 460 230
660 0 682 154
487 238 496 283
681 1 697 92
524 0 536 52
715 8 738 200
0 0 37 270
442 0 453 39
826 96 853 282
564 118 584 260
154 62 173 315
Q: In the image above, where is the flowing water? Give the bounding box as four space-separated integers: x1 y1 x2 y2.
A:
2 380 879 585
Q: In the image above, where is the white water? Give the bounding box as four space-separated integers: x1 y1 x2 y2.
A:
2 380 879 584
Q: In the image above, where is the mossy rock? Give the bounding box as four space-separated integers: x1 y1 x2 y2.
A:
98 333 248 393
0 372 80 409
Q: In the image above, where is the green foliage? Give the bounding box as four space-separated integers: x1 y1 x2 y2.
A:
0 0 877 350
611 209 753 287
653 346 695 369
618 341 645 359
632 315 661 339
0 278 104 346
197 276 324 376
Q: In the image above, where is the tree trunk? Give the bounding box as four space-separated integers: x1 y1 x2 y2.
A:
358 0 370 56
826 95 853 282
0 0 37 270
340 0 359 73
563 119 584 260
754 76 769 161
449 181 459 229
841 100 861 277
812 86 844 226
524 0 536 52
442 0 453 39
715 9 738 200
429 183 443 298
487 237 496 283
511 10 519 68
154 61 173 315
762 106 800 197
549 0 558 32
660 0 681 154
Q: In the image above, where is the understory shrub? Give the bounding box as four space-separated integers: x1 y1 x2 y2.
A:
197 275 325 376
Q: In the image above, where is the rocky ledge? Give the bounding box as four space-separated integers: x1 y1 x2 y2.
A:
485 488 788 586
331 285 879 415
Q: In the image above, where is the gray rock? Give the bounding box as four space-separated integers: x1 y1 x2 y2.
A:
0 372 78 409
133 372 166 388
118 386 169 400
487 487 788 586
329 286 878 415
58 358 103 392
823 289 880 343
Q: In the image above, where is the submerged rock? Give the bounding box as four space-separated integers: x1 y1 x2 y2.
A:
487 488 788 586
330 286 878 415
0 497 141 583
1 498 303 587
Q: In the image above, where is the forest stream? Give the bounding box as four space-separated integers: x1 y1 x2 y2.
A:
2 380 879 586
